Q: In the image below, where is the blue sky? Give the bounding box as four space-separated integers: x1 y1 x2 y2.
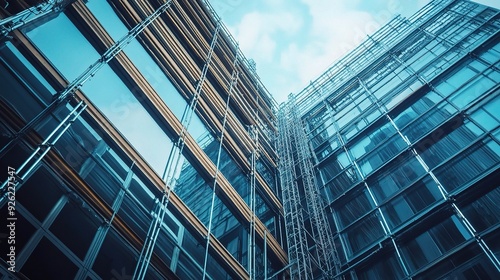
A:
210 0 500 103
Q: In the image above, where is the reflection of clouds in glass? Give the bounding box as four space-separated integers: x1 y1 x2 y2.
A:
26 13 100 81
80 67 173 175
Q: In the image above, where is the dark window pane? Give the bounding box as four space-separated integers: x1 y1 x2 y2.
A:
462 187 500 232
402 102 456 142
82 161 121 206
369 154 426 202
117 194 151 241
17 167 63 222
357 252 405 280
401 216 471 272
21 237 78 279
343 213 385 257
325 166 361 202
418 121 483 169
50 199 99 259
337 190 374 229
435 139 500 192
414 244 498 280
382 176 442 229
93 230 137 279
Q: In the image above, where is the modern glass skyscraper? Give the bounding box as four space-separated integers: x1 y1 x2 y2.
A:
0 0 499 279
0 0 285 279
279 0 500 279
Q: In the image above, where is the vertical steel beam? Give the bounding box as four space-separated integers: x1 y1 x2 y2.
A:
135 19 221 280
202 48 239 280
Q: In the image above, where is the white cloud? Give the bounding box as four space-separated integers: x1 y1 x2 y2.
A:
231 10 302 64
275 0 381 100
220 0 500 103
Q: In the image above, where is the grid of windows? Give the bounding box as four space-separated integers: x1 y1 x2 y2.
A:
299 0 500 278
0 0 285 279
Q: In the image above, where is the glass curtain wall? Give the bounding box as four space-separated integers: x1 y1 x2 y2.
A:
299 1 500 278
0 0 284 279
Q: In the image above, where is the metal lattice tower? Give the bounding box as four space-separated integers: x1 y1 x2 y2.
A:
278 96 342 279
289 96 342 279
277 104 313 279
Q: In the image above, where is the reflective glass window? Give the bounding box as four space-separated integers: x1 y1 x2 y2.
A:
449 75 496 109
358 134 408 176
402 101 457 143
381 176 443 229
350 121 396 160
369 154 427 202
324 166 362 202
393 90 442 129
418 120 483 169
336 189 375 229
342 212 385 257
357 252 405 280
401 216 471 273
461 186 500 233
435 138 500 193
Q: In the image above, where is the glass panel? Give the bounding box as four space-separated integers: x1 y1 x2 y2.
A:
401 216 471 273
336 190 375 229
342 212 385 257
320 150 350 182
21 237 78 279
418 120 483 169
461 186 500 232
357 252 405 280
350 121 396 160
369 154 427 202
81 158 122 207
117 193 152 241
25 13 100 81
93 230 137 279
435 138 500 193
449 75 495 109
358 134 408 176
17 167 63 222
80 64 173 174
393 90 442 129
24 10 174 175
50 198 100 259
484 231 500 264
382 176 443 229
402 101 457 142
325 166 361 202
470 108 498 132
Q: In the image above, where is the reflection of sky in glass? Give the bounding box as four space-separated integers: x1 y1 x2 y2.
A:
5 42 56 95
25 13 173 174
87 0 209 143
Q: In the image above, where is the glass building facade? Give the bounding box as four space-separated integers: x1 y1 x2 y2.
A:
0 0 286 279
1 0 500 279
282 0 500 279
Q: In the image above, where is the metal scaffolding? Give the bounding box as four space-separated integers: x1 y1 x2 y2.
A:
0 0 72 37
202 46 239 280
277 103 313 279
277 96 341 279
134 16 221 280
